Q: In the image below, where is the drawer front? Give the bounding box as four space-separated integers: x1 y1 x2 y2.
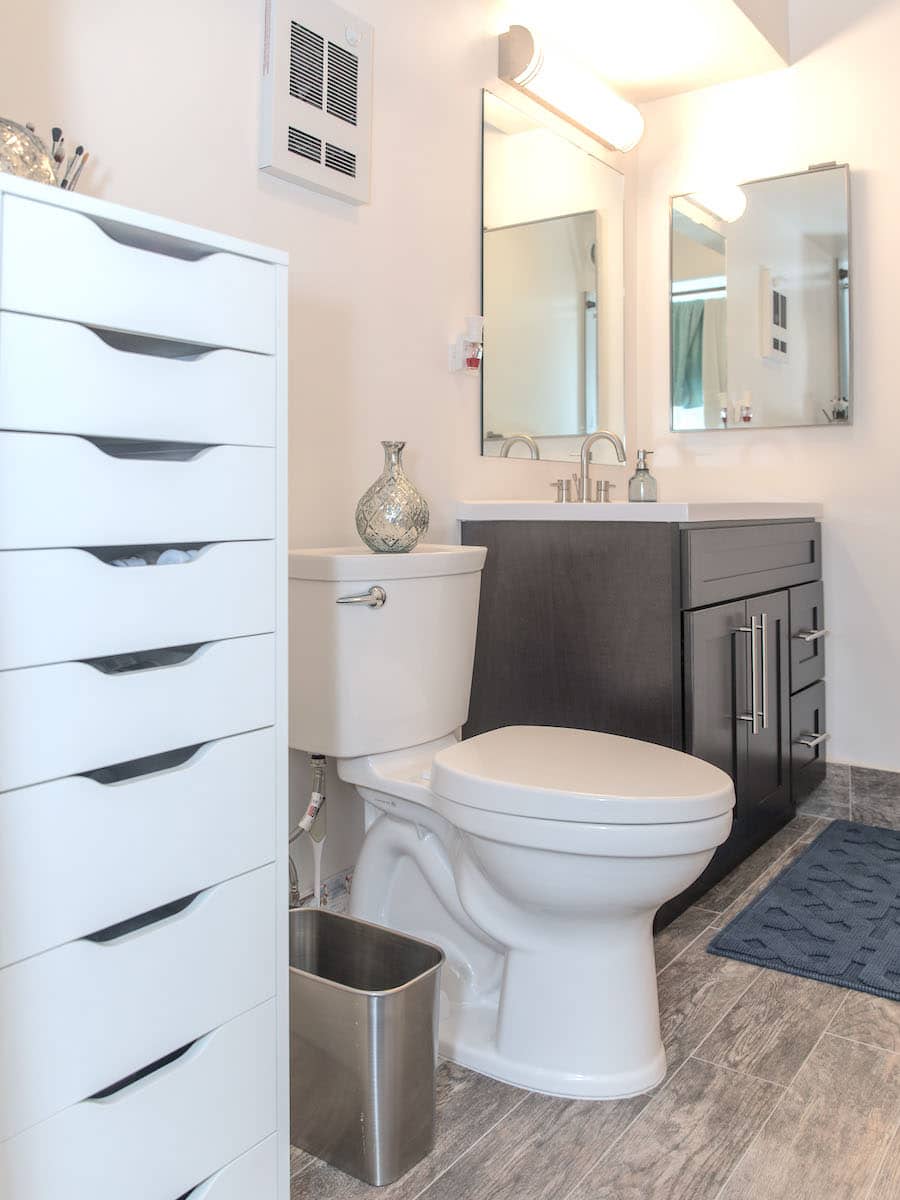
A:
682 521 821 609
0 866 276 1141
790 580 826 693
0 634 275 792
0 728 276 968
184 1136 277 1200
0 542 276 670
0 1000 277 1200
0 311 276 445
791 681 828 800
0 432 274 548
0 194 276 353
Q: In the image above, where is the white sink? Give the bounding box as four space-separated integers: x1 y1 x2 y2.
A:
456 500 823 523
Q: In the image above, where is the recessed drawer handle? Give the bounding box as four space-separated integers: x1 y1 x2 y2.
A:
336 586 387 608
795 731 830 748
794 628 828 643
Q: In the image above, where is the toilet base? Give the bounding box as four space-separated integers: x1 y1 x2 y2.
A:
439 996 667 1101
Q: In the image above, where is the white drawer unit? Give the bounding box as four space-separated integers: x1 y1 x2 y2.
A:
0 311 276 446
0 730 277 969
0 865 276 1141
184 1136 278 1200
0 176 289 1198
0 541 276 670
0 431 275 548
0 1000 278 1200
0 633 275 792
0 193 277 352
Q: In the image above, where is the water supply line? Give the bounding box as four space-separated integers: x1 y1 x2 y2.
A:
288 753 327 907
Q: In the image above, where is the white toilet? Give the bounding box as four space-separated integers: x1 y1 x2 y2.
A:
289 544 734 1100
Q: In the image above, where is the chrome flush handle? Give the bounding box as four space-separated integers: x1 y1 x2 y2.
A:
336 585 387 608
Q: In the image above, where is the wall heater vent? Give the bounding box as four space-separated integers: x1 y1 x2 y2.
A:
261 0 373 204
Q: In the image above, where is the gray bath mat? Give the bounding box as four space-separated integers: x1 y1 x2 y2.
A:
708 820 900 1001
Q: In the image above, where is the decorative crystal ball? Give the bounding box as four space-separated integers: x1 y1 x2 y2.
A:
0 118 57 185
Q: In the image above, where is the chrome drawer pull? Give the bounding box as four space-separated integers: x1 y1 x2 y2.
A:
336 585 387 609
794 628 828 643
795 731 830 749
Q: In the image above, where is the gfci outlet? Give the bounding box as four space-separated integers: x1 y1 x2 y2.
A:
259 0 374 204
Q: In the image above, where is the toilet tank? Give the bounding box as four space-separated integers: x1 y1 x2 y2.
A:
289 544 487 758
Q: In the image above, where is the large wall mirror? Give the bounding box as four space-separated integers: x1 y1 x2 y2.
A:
482 90 626 463
670 164 851 431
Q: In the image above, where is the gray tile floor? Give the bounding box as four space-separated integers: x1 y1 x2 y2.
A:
292 790 900 1200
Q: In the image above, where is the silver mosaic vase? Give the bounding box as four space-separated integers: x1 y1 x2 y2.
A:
355 441 429 553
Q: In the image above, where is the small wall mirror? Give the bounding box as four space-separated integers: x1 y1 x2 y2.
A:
670 164 851 431
481 90 626 463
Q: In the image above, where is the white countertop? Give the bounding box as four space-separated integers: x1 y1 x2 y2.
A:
457 500 823 523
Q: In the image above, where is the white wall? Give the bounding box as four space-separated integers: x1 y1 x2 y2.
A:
635 0 900 769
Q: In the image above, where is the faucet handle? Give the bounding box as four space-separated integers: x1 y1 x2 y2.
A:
549 478 575 503
596 481 617 503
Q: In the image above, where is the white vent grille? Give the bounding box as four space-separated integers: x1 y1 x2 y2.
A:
324 143 356 177
326 42 358 125
260 0 373 205
288 127 322 163
289 23 324 108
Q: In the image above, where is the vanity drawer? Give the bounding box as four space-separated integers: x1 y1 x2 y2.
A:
0 865 276 1141
0 432 275 549
790 580 827 693
0 541 276 670
0 633 275 792
0 194 276 352
182 1136 277 1200
791 681 828 800
0 729 276 968
0 999 277 1200
682 521 821 609
0 311 276 446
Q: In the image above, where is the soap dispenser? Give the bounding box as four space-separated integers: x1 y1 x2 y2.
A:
628 450 658 503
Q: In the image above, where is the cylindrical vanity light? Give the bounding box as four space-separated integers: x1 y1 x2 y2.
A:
687 185 748 223
498 25 644 153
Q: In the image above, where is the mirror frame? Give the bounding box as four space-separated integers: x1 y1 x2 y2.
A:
668 163 853 432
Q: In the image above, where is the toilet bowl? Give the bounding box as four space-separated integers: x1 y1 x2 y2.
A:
289 545 734 1100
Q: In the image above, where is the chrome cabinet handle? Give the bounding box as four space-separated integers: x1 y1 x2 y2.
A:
336 586 387 608
760 611 770 731
795 731 830 749
736 617 761 736
794 628 828 643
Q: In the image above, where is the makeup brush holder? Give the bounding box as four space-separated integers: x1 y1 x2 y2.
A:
0 118 90 191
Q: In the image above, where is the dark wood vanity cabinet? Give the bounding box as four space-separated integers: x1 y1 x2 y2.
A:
460 518 825 925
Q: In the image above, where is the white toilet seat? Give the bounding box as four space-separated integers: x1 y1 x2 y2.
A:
431 725 735 825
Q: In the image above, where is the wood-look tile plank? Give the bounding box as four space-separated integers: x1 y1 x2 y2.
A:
828 990 900 1054
291 1060 524 1200
656 934 759 1075
695 969 845 1085
565 1057 780 1200
416 1089 649 1200
654 905 714 973
851 766 900 830
715 840 809 927
719 1033 900 1200
868 1120 900 1200
797 763 851 820
700 817 815 913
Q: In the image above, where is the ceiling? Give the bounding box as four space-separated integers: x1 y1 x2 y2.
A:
501 0 792 103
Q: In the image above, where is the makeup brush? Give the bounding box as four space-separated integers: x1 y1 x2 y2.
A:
60 145 83 189
67 151 89 192
50 126 62 157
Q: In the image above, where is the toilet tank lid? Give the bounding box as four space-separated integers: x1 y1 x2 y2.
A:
431 727 735 824
289 543 487 582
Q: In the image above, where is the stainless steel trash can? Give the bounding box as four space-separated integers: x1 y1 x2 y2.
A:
289 908 444 1186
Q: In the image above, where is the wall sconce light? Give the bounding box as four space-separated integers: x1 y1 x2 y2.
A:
687 185 748 223
498 25 644 153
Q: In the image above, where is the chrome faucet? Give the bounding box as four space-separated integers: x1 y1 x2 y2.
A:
499 433 541 460
578 431 626 501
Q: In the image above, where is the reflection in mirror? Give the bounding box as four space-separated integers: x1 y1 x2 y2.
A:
482 91 625 463
670 164 851 431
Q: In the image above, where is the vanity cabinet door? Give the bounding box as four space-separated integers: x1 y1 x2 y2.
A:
740 591 792 826
683 599 747 783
